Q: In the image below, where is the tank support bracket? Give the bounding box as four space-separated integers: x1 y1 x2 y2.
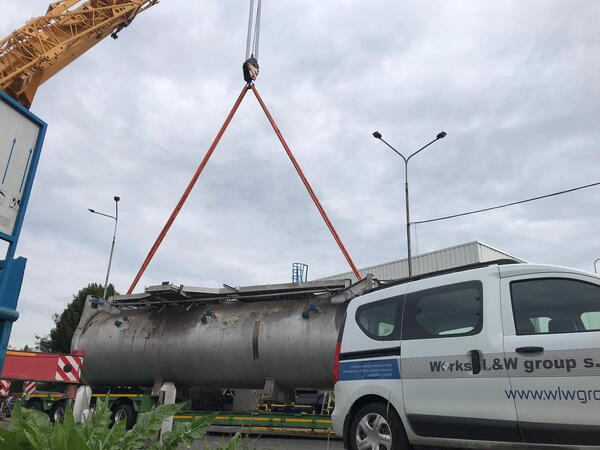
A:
159 382 177 439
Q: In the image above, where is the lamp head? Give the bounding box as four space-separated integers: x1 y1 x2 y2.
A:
88 209 95 213
114 196 120 202
436 131 447 139
372 131 382 139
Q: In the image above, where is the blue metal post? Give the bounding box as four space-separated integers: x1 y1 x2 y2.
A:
0 91 46 373
0 257 26 371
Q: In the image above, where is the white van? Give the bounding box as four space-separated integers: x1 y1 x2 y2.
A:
332 262 600 449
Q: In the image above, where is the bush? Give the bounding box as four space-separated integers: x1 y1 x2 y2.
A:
0 398 239 449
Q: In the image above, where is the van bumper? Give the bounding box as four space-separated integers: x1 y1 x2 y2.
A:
332 382 350 438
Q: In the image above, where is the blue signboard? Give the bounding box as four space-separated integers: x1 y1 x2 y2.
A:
0 91 47 373
339 358 401 381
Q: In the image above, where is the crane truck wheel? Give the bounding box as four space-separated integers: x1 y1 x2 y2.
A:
111 400 137 430
49 400 66 423
24 398 44 412
348 402 411 450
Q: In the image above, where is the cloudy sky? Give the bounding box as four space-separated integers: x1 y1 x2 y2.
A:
2 1 600 348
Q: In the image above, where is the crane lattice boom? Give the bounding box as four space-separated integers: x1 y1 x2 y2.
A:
0 0 158 108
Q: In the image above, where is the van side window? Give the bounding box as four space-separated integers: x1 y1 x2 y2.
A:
355 297 401 341
402 281 483 340
511 278 600 335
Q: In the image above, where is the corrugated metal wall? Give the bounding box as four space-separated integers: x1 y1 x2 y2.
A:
319 241 525 282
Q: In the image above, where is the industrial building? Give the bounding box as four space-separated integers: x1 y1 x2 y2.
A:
320 241 525 282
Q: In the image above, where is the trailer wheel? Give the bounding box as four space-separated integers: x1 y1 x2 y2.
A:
349 402 410 450
24 398 44 412
49 400 66 423
111 401 137 430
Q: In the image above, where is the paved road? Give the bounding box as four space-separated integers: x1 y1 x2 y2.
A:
195 434 344 450
196 433 443 450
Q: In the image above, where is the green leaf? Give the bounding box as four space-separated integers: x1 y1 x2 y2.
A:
62 402 75 435
50 422 68 450
118 402 185 449
1 400 93 450
209 432 243 450
21 408 52 437
66 428 90 450
100 415 126 450
223 432 242 450
79 397 111 445
0 428 20 450
13 407 52 450
158 414 215 449
22 422 48 450
147 441 167 450
8 401 24 432
6 402 31 448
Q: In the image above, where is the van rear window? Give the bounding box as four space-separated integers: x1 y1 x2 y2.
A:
511 278 600 335
355 297 401 341
402 281 483 340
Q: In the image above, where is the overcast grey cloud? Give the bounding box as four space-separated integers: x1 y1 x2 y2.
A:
2 0 600 348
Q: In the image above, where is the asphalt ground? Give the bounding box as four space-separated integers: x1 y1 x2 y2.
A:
196 434 445 450
195 433 344 450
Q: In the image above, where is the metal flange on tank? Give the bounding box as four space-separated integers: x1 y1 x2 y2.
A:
301 303 322 319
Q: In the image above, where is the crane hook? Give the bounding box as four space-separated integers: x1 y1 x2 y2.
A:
243 57 259 83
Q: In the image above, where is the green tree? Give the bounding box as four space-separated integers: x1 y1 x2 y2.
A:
36 283 117 354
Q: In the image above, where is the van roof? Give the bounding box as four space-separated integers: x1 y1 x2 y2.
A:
369 260 599 294
498 263 599 279
371 259 517 291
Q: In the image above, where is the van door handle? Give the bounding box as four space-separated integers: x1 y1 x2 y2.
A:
470 350 481 375
515 346 544 354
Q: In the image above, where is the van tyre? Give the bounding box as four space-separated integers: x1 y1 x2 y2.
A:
111 401 137 429
349 402 410 450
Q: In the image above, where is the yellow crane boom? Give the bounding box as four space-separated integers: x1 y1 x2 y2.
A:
0 0 158 108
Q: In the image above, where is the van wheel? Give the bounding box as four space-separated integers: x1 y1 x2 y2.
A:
49 401 66 423
111 401 137 429
349 402 410 450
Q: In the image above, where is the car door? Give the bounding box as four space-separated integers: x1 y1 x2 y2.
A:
401 268 520 444
500 271 600 446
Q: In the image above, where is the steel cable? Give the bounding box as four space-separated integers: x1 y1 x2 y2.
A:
253 0 262 59
412 180 600 225
245 0 262 60
245 0 255 60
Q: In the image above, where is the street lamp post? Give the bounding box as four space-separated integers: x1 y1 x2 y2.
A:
88 196 120 299
372 131 446 278
595 258 600 274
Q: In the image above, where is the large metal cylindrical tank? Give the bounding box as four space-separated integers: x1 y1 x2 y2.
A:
72 298 345 389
